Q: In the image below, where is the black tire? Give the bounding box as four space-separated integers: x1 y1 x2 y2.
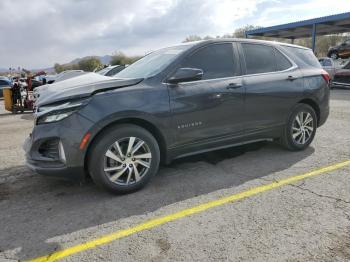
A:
88 124 160 194
280 104 317 151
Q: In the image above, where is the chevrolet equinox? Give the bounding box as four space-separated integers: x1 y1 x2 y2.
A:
24 39 330 193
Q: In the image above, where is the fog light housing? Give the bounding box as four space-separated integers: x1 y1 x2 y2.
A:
58 141 67 164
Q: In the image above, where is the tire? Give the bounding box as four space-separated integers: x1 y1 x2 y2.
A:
88 124 160 194
280 104 317 151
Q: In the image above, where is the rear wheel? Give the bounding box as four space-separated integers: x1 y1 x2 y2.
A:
88 124 160 194
281 104 317 151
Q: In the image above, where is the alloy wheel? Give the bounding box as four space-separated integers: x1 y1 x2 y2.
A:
292 111 314 145
103 137 152 185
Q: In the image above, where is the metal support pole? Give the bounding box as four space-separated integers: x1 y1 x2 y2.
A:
312 24 317 53
291 38 295 44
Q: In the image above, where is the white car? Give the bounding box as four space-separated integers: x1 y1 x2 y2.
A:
45 70 87 84
96 65 125 77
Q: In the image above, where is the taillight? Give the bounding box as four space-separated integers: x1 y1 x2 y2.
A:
321 70 331 83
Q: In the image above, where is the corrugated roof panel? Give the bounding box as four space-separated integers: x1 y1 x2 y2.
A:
246 12 350 38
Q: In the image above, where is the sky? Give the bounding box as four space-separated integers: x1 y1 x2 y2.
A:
1 0 350 69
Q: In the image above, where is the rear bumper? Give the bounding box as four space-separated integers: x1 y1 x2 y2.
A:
318 105 329 127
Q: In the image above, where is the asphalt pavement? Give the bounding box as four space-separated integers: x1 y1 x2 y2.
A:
0 89 350 261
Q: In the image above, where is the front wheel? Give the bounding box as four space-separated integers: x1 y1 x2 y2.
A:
88 124 160 194
281 104 317 151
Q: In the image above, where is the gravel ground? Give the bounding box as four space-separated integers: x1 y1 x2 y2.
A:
0 89 350 261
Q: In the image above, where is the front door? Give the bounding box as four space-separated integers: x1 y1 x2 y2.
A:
168 42 245 148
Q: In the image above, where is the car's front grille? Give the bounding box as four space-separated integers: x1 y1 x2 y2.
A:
38 139 59 160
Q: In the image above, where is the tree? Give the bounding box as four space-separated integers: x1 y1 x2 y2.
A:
54 63 79 73
110 51 141 66
78 57 102 72
54 63 64 73
233 25 261 38
203 35 214 40
182 35 202 43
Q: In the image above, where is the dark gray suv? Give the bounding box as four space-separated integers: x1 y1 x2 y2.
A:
24 39 330 194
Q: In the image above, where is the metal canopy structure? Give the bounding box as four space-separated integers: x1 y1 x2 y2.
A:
245 12 350 52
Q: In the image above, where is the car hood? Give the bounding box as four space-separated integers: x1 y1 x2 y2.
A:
35 73 143 106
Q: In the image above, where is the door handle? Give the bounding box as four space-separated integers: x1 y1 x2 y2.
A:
287 75 298 81
226 83 242 89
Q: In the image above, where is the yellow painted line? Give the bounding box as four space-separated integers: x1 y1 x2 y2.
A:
27 159 350 262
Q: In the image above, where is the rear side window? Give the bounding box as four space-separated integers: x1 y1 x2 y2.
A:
181 43 238 80
242 43 276 74
282 46 321 69
275 49 293 71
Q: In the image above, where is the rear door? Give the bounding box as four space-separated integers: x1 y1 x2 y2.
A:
168 42 245 147
239 42 303 134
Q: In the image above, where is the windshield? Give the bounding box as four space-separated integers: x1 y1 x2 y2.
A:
343 61 350 69
115 44 193 79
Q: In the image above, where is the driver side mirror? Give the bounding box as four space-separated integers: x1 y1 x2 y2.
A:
168 68 203 84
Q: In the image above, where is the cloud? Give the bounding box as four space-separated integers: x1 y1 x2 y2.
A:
0 0 348 69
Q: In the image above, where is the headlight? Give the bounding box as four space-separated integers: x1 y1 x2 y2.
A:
36 98 89 125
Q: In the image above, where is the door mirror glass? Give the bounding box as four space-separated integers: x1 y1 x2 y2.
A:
168 68 203 84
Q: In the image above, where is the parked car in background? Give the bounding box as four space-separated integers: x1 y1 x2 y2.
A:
332 61 350 88
25 39 330 194
45 70 87 84
0 78 11 98
96 65 126 76
327 39 350 59
319 57 336 79
43 74 56 83
31 79 43 90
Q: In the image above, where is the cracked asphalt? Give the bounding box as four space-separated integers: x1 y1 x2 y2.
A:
0 89 350 261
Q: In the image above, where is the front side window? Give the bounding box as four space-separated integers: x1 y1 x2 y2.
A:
242 43 276 74
180 43 238 80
